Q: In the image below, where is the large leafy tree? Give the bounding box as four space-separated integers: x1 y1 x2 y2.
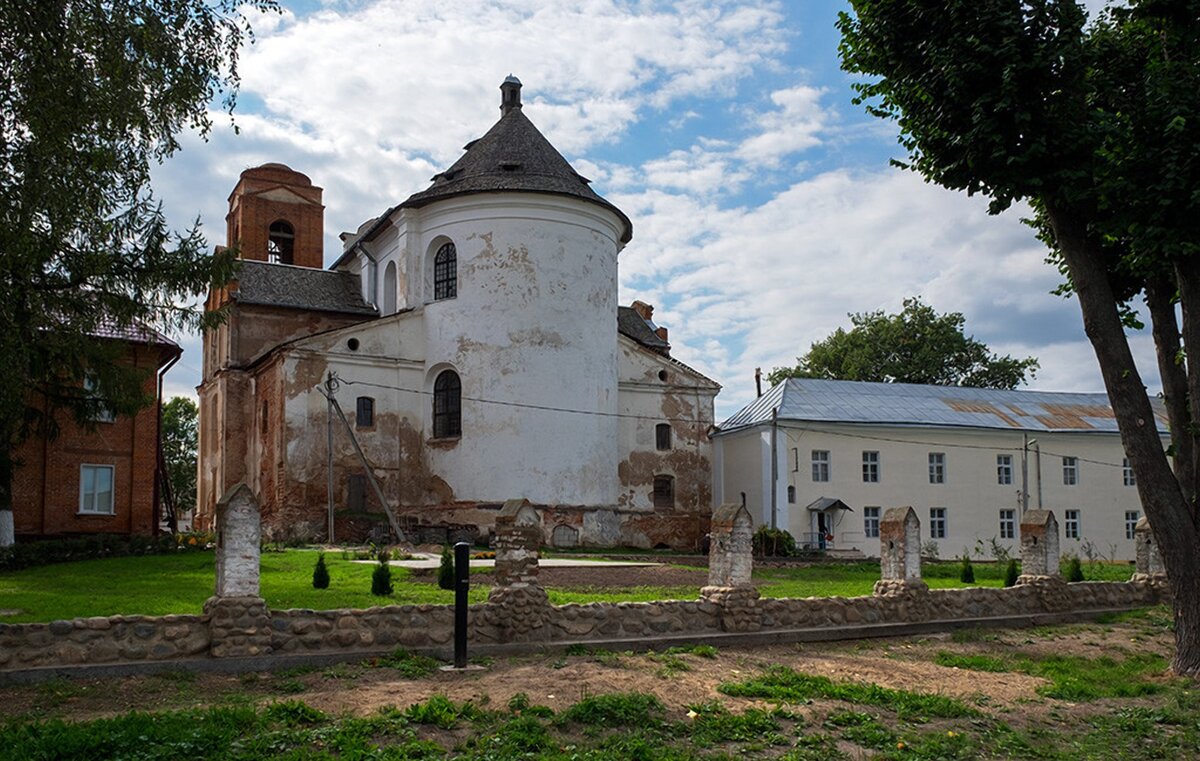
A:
160 397 199 528
839 0 1200 674
0 0 276 546
768 297 1038 388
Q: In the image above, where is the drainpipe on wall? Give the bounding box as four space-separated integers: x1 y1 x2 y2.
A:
154 350 181 536
770 409 779 530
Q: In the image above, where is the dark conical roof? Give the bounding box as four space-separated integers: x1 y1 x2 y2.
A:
401 104 632 243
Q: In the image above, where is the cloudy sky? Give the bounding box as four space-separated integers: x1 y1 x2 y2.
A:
152 0 1149 420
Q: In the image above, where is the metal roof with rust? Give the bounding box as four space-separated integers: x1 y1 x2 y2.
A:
716 378 1168 435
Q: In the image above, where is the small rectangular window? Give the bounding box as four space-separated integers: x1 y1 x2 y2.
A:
811 450 830 482
997 455 1013 485
356 396 375 427
84 376 115 423
929 507 947 539
1123 458 1136 487
655 423 672 451
863 506 881 539
999 509 1015 540
928 452 946 484
862 451 880 483
79 464 115 515
1064 509 1081 539
653 475 674 508
1125 510 1140 540
792 448 799 473
787 485 796 504
1063 456 1079 485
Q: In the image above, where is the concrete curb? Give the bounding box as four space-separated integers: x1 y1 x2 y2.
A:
0 605 1142 686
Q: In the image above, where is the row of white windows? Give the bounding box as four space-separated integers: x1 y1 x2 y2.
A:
801 449 1136 487
856 506 1141 541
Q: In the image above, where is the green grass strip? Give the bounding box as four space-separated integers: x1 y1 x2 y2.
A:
934 651 1171 701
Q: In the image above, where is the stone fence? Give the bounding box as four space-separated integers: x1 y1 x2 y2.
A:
0 496 1171 676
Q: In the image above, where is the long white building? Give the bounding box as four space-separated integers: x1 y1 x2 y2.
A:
712 378 1168 560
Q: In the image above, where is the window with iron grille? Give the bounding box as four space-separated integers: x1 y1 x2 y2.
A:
999 509 1015 539
929 507 947 539
267 220 295 264
997 454 1013 485
433 370 461 438
653 475 674 508
655 423 672 451
1125 510 1140 540
863 506 880 538
356 396 374 427
1123 458 1136 487
812 450 830 482
433 242 457 300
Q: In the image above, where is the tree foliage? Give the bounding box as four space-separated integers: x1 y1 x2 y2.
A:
769 297 1038 389
0 0 277 544
161 397 199 519
838 0 1200 675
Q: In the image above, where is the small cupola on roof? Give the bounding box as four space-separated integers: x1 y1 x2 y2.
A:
400 78 632 243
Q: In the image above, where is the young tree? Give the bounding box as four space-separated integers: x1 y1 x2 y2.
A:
768 297 1038 388
0 1 276 546
161 397 199 525
838 0 1200 674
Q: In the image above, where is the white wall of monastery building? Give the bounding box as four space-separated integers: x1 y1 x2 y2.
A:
714 379 1167 560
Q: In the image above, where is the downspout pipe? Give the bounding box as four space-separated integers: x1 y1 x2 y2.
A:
154 349 181 535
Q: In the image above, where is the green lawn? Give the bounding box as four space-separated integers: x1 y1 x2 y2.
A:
0 551 1138 623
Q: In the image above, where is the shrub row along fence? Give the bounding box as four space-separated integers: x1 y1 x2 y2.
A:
0 489 1172 675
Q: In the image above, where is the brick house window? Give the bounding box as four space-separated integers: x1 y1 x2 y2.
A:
655 423 672 451
928 452 946 484
433 370 461 438
1123 458 1136 486
1125 510 1140 540
997 454 1013 485
356 396 375 428
79 464 115 515
433 242 457 301
1062 456 1079 485
863 506 880 539
862 451 880 483
84 375 114 423
267 220 295 264
653 475 674 508
929 507 947 539
812 450 830 482
999 509 1015 539
1064 509 1081 539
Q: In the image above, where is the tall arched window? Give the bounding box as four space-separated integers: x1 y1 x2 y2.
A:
433 242 457 301
433 370 461 438
383 261 398 314
267 220 295 264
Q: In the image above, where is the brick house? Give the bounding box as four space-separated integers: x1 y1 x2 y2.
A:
11 325 181 538
197 78 721 549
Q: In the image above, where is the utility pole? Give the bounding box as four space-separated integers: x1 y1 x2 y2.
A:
325 372 337 544
1020 433 1029 513
1034 441 1043 509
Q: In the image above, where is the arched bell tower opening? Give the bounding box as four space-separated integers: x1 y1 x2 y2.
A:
225 163 325 269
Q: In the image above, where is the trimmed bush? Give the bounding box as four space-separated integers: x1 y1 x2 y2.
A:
1065 555 1085 582
312 553 330 589
371 554 393 596
959 555 975 584
752 526 796 557
1003 559 1020 587
438 545 455 590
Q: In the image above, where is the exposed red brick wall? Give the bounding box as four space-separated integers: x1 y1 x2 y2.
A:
11 346 163 538
226 164 324 269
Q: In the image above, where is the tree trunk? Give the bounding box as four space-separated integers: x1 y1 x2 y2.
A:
1145 274 1195 506
0 445 14 547
1046 203 1200 676
1174 256 1200 527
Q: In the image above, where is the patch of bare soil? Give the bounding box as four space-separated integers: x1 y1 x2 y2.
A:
0 614 1175 729
409 564 710 589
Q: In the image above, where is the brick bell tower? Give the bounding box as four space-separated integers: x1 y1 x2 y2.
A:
225 163 324 267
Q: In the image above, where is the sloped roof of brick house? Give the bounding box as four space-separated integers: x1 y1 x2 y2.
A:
716 377 1169 435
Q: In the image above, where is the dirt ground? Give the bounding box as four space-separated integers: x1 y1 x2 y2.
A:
0 612 1176 729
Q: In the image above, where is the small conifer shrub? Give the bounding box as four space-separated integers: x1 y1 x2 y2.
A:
312 553 330 589
1003 559 1020 587
1065 555 1085 582
372 553 393 596
438 545 455 590
959 554 975 584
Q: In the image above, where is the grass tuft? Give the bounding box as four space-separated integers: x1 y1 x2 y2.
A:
557 691 665 728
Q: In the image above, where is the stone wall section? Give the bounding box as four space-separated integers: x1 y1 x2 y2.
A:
0 615 209 669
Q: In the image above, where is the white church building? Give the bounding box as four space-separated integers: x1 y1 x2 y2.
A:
196 77 719 549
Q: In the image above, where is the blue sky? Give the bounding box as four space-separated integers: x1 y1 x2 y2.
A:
152 0 1145 419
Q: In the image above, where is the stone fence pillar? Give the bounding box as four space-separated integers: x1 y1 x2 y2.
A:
204 483 272 657
1017 509 1063 587
701 503 761 632
1131 517 1170 594
483 499 550 641
874 507 928 596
